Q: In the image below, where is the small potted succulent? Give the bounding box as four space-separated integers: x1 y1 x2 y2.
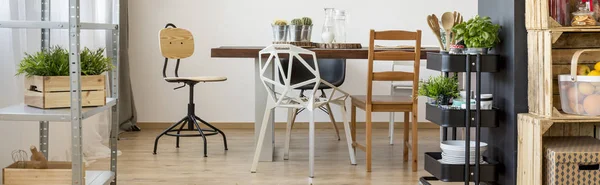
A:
452 15 501 54
288 17 313 42
272 19 288 42
418 75 460 105
17 46 113 108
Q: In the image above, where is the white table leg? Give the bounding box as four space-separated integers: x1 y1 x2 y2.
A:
255 58 274 162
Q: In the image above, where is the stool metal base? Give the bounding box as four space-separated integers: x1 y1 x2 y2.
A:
153 114 228 157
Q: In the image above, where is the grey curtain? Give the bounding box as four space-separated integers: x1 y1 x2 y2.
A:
116 0 139 131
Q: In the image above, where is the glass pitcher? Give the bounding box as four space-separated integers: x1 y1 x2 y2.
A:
334 9 346 43
321 8 336 43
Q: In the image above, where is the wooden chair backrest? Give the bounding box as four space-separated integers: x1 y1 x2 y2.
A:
367 29 422 105
159 27 195 59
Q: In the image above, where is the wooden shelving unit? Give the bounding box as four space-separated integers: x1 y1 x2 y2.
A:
519 0 600 184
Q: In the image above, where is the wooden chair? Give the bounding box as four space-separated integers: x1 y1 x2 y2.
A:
351 29 422 172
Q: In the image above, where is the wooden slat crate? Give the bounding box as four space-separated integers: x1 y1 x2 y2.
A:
517 113 599 185
2 161 85 185
24 75 106 109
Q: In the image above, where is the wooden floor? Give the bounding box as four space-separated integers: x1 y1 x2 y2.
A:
89 128 442 185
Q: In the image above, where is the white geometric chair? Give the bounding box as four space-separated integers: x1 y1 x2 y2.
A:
250 44 356 178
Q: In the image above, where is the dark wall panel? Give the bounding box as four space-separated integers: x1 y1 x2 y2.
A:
479 0 527 185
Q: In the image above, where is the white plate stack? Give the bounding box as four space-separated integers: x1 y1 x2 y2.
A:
439 140 488 164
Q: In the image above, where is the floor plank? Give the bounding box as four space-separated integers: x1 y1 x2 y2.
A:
89 128 441 185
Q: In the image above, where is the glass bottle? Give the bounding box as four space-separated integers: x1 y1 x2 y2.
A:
321 8 336 43
334 9 347 43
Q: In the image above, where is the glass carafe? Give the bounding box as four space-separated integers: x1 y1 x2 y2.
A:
334 9 346 43
321 8 336 43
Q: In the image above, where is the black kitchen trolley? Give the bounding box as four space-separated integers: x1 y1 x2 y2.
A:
419 53 501 185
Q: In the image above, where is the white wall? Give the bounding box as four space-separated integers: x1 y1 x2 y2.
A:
128 0 478 123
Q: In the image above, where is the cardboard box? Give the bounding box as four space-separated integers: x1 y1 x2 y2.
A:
544 136 600 185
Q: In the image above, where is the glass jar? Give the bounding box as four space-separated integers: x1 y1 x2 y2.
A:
334 9 347 43
572 2 597 26
321 8 336 43
449 45 464 54
551 0 580 26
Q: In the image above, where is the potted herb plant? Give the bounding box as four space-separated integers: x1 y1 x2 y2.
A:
452 15 501 54
418 75 460 105
17 46 113 109
272 19 288 42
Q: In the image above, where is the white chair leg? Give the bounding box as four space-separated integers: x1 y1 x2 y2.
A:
284 108 296 160
338 104 357 165
308 109 315 178
389 112 395 145
250 106 273 173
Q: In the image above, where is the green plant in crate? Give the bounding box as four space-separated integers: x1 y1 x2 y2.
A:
452 15 501 49
301 17 312 25
16 45 114 77
80 48 113 75
418 75 459 105
290 19 303 25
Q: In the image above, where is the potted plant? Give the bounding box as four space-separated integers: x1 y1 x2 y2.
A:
17 46 113 108
418 75 460 105
452 15 501 54
272 19 288 42
288 17 313 42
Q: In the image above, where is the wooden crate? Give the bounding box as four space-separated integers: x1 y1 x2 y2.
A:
2 161 85 185
24 75 106 109
528 24 600 117
517 113 599 185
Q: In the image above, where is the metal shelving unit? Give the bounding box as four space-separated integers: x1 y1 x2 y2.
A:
0 0 119 185
420 53 501 185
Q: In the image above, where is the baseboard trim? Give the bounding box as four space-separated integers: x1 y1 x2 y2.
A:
138 121 439 129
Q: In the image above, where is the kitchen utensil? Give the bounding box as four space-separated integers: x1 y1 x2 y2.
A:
11 149 28 168
451 11 464 44
441 12 455 51
427 14 444 50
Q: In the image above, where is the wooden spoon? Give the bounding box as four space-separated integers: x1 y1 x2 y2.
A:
427 14 444 50
452 11 464 44
441 12 455 51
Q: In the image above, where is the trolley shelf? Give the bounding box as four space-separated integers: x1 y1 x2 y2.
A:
425 104 498 128
419 177 466 185
426 53 499 72
86 171 115 185
424 152 497 182
0 98 116 121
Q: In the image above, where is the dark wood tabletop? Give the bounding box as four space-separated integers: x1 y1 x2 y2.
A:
211 46 439 59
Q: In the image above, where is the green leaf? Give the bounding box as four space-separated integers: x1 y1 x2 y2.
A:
16 45 113 77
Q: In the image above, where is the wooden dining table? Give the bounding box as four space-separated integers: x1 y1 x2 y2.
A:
211 46 439 162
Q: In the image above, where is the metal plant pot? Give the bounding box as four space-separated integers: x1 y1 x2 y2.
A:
289 25 312 42
272 25 288 42
466 48 488 55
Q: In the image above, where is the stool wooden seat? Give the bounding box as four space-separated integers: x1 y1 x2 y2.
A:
164 76 227 83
